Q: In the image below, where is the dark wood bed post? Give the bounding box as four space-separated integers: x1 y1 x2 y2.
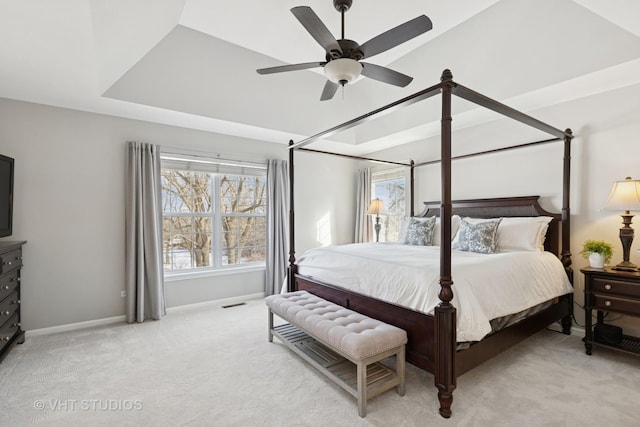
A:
561 129 573 280
410 159 415 216
435 69 456 418
561 128 573 333
287 140 297 293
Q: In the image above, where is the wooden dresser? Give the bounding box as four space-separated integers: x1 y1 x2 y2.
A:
0 241 26 363
582 267 640 357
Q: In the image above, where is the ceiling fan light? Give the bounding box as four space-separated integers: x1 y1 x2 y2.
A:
324 58 362 85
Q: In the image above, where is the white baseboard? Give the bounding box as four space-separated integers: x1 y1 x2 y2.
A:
26 315 127 337
166 292 265 313
26 292 266 337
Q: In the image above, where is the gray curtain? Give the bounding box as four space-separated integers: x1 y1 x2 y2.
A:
265 159 289 296
354 167 372 243
125 141 166 323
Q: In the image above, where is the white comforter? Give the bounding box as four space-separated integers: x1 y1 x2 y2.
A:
295 243 573 342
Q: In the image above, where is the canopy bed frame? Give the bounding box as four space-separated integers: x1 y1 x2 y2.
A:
285 69 574 418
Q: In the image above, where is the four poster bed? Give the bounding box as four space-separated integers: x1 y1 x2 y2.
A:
285 70 574 418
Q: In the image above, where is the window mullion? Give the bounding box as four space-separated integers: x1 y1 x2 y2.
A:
213 174 222 268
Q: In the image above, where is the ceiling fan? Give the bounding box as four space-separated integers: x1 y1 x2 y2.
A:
256 0 433 101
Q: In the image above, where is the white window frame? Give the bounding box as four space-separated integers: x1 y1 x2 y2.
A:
371 167 407 242
161 153 267 278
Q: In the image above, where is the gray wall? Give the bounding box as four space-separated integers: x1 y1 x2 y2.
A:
0 97 356 330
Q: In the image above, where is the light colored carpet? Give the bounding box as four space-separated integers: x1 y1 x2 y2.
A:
1 298 639 427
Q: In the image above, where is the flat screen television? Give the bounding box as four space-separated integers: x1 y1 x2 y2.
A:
0 154 14 237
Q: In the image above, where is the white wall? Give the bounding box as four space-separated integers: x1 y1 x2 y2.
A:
372 81 640 336
0 98 356 330
293 151 357 255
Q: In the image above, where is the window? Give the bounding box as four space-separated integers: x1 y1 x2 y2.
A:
372 168 406 242
161 155 266 274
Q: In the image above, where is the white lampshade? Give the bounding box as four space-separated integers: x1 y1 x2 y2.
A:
604 177 640 212
324 58 362 85
367 198 387 215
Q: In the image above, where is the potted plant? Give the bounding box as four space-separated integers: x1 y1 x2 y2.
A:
580 240 613 269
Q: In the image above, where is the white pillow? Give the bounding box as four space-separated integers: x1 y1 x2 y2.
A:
453 216 553 252
497 216 553 252
432 215 461 246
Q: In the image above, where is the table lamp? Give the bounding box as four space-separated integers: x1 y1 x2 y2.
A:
367 198 387 242
604 177 640 271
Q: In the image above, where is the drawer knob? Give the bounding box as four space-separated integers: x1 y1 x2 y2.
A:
605 284 612 290
1 285 8 290
605 300 612 307
5 261 11 266
1 336 10 342
1 310 10 316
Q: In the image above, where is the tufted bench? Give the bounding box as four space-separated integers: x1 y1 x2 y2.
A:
266 290 407 417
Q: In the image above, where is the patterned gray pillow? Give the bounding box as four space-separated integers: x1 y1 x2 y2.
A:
452 218 502 254
402 216 436 246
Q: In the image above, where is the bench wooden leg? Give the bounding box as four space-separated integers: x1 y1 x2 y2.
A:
268 308 273 343
397 345 406 396
357 360 367 417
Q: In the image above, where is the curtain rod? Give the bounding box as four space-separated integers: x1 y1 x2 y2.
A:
160 147 267 169
413 137 562 168
298 148 412 167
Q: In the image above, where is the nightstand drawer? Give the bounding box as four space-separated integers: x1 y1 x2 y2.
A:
592 277 640 298
593 293 640 316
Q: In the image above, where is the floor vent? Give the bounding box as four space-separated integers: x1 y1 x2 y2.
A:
221 302 246 309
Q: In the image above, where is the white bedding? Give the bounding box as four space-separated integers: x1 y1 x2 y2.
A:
295 243 573 342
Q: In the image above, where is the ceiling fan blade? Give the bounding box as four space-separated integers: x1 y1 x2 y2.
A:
257 62 326 75
361 62 413 87
360 15 432 59
320 80 339 101
291 6 342 56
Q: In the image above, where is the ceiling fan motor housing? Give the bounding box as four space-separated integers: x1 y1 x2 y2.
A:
326 39 364 61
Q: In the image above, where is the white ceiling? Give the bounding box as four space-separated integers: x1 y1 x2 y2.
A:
1 0 640 155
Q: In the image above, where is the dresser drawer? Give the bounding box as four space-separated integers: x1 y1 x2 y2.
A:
0 249 22 275
0 291 19 325
592 277 640 298
0 270 19 302
593 293 640 316
0 313 20 351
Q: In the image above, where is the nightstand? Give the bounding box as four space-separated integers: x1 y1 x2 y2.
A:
581 267 640 357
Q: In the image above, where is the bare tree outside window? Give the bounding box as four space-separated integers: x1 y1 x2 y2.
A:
220 175 266 265
162 168 266 272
